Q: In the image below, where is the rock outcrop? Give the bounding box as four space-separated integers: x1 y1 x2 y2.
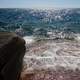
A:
0 32 26 80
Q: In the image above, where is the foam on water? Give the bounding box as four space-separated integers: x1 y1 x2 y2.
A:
23 36 35 44
23 33 80 73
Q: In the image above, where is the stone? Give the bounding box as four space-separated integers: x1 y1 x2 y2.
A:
0 32 26 80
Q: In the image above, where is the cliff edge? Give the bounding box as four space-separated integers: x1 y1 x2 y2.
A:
0 32 26 80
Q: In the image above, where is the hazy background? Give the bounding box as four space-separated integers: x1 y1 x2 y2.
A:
0 0 80 8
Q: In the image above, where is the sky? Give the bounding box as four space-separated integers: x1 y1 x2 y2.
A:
0 0 80 8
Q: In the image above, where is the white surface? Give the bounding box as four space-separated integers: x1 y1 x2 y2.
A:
23 36 35 44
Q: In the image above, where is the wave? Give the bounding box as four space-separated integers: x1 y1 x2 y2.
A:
23 36 35 44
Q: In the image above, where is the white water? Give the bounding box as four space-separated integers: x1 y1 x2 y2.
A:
23 36 35 44
23 34 80 72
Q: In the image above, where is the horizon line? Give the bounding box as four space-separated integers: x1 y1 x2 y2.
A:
0 7 80 9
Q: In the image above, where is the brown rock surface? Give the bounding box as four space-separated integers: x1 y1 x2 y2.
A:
0 32 26 80
21 68 80 80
